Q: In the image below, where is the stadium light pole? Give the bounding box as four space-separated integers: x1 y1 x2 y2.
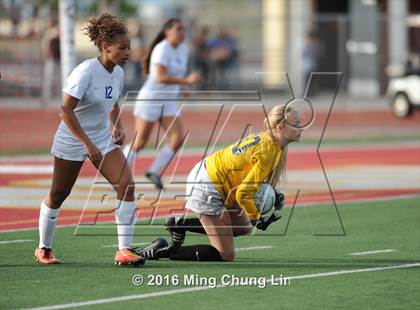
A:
59 0 76 85
289 0 311 97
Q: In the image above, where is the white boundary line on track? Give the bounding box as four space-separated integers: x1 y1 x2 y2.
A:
1 194 418 234
350 249 397 256
101 242 149 248
0 223 79 234
0 165 53 174
1 142 418 162
20 263 420 310
0 239 34 244
235 246 273 251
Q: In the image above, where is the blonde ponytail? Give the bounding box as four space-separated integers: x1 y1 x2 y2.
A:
264 104 295 189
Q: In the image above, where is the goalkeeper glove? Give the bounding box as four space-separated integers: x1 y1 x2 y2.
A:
251 210 282 231
274 190 285 210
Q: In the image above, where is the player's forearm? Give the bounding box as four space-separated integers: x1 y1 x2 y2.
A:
59 107 92 146
157 73 188 85
240 201 260 222
236 188 260 221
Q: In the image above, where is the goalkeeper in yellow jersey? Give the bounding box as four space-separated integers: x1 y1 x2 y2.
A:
138 104 302 261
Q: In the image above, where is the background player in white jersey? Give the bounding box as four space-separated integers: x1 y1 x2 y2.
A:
123 18 201 190
34 14 145 267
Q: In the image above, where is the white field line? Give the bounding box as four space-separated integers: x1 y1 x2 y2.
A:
0 239 34 244
0 212 186 233
350 249 397 256
235 246 273 251
21 263 420 310
101 242 149 248
101 244 272 250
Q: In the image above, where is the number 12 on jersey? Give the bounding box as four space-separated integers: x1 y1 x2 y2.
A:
105 86 113 99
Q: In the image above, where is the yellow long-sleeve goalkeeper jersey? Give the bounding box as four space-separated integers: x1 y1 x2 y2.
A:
205 132 282 221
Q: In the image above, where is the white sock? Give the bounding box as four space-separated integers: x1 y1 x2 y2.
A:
38 201 60 249
148 144 175 175
115 200 137 250
122 144 138 167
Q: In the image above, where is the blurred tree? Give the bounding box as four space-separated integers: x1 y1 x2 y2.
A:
33 0 58 13
95 0 136 17
120 0 137 17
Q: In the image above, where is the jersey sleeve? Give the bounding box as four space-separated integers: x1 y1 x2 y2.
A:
150 43 170 68
62 67 92 100
235 146 279 221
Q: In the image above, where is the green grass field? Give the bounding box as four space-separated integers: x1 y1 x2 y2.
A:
1 197 419 310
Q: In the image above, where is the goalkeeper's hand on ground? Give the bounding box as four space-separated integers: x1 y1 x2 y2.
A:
251 210 282 231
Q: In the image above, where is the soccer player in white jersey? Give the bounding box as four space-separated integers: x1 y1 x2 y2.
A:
34 14 145 267
123 18 201 190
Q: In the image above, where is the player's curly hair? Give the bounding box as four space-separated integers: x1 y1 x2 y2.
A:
83 13 128 51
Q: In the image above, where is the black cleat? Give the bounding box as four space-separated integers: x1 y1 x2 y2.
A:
133 237 171 260
145 172 164 190
165 217 186 248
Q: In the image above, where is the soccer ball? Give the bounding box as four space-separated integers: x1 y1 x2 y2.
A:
254 183 276 215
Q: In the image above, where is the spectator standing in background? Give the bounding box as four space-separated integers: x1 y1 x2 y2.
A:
405 53 420 76
127 24 146 89
192 26 210 90
302 31 319 93
208 26 239 89
41 16 61 107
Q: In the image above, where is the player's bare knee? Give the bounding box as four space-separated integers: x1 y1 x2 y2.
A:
168 130 183 149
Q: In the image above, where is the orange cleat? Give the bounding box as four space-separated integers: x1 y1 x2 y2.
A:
114 248 145 267
34 247 60 265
